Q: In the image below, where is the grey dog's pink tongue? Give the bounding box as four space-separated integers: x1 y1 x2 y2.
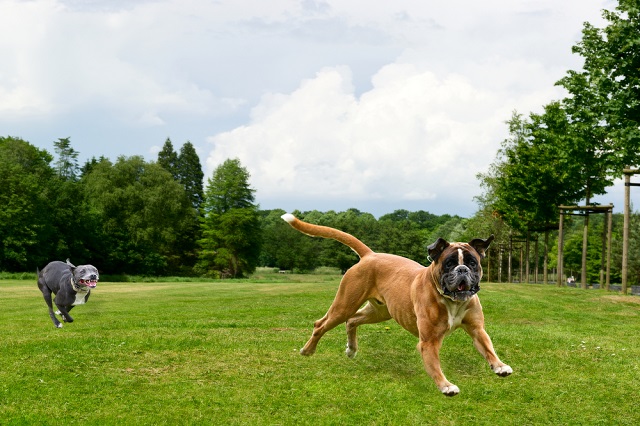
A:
81 279 97 288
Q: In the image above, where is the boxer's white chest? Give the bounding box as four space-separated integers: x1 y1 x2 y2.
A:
443 299 470 336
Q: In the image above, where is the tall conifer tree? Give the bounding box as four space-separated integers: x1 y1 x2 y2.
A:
197 158 261 277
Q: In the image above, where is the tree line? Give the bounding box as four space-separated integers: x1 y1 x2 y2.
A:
2 134 640 284
0 135 468 277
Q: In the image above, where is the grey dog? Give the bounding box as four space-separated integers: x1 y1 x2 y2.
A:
37 259 99 328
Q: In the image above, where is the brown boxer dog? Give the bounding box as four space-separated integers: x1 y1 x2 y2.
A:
281 213 512 396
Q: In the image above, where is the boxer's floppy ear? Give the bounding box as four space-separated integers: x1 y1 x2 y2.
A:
427 237 450 262
468 234 495 258
65 258 76 269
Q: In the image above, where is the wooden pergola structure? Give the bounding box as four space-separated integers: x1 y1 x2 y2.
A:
622 169 640 295
557 204 614 290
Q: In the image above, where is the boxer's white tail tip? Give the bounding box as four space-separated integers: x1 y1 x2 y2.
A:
281 213 296 223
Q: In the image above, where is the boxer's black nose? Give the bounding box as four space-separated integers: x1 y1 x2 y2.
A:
454 265 470 274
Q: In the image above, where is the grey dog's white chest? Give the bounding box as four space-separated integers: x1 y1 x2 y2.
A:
73 289 90 306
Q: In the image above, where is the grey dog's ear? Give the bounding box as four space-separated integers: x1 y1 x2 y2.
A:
427 237 450 262
66 258 77 269
468 235 495 258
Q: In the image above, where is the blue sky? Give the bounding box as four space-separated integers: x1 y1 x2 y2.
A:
2 0 629 217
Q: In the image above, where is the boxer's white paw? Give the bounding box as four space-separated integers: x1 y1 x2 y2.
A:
56 323 63 328
345 345 357 359
299 348 315 356
55 310 61 315
440 384 460 396
493 364 513 377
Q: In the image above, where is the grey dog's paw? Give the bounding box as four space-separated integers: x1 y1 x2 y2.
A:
493 365 513 377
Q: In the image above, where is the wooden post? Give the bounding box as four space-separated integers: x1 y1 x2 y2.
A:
508 238 513 283
498 246 503 283
533 238 540 284
581 208 589 289
525 233 530 283
622 172 630 295
557 211 564 287
606 207 612 291
519 246 524 283
544 230 549 285
600 212 607 287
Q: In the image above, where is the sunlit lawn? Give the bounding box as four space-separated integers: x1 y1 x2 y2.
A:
1 274 639 425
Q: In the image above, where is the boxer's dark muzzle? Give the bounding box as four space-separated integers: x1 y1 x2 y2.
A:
427 237 491 303
440 264 481 301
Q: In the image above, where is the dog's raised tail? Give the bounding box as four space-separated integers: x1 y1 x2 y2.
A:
281 213 373 258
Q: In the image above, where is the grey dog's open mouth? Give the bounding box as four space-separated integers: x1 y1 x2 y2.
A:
79 279 98 288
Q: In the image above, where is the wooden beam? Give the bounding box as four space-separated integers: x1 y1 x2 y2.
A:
622 173 630 295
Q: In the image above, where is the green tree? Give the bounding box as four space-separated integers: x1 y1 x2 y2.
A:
197 158 261 277
557 0 640 170
157 138 179 178
476 106 590 284
80 155 108 177
176 141 204 211
259 209 320 271
157 140 203 269
47 177 94 263
48 137 95 262
481 110 560 232
83 156 196 275
378 210 427 263
53 137 79 181
478 105 587 231
0 137 56 270
328 209 378 272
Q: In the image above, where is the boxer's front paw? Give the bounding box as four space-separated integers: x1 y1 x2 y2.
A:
345 344 357 359
440 384 460 397
492 364 513 377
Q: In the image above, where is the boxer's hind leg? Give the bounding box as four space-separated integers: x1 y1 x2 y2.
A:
345 300 391 358
300 271 370 356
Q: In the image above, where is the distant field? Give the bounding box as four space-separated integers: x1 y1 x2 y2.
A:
1 275 639 425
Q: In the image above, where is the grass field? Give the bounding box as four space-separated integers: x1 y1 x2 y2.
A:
1 273 639 425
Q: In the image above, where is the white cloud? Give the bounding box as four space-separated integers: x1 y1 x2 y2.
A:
0 0 245 121
206 60 543 211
